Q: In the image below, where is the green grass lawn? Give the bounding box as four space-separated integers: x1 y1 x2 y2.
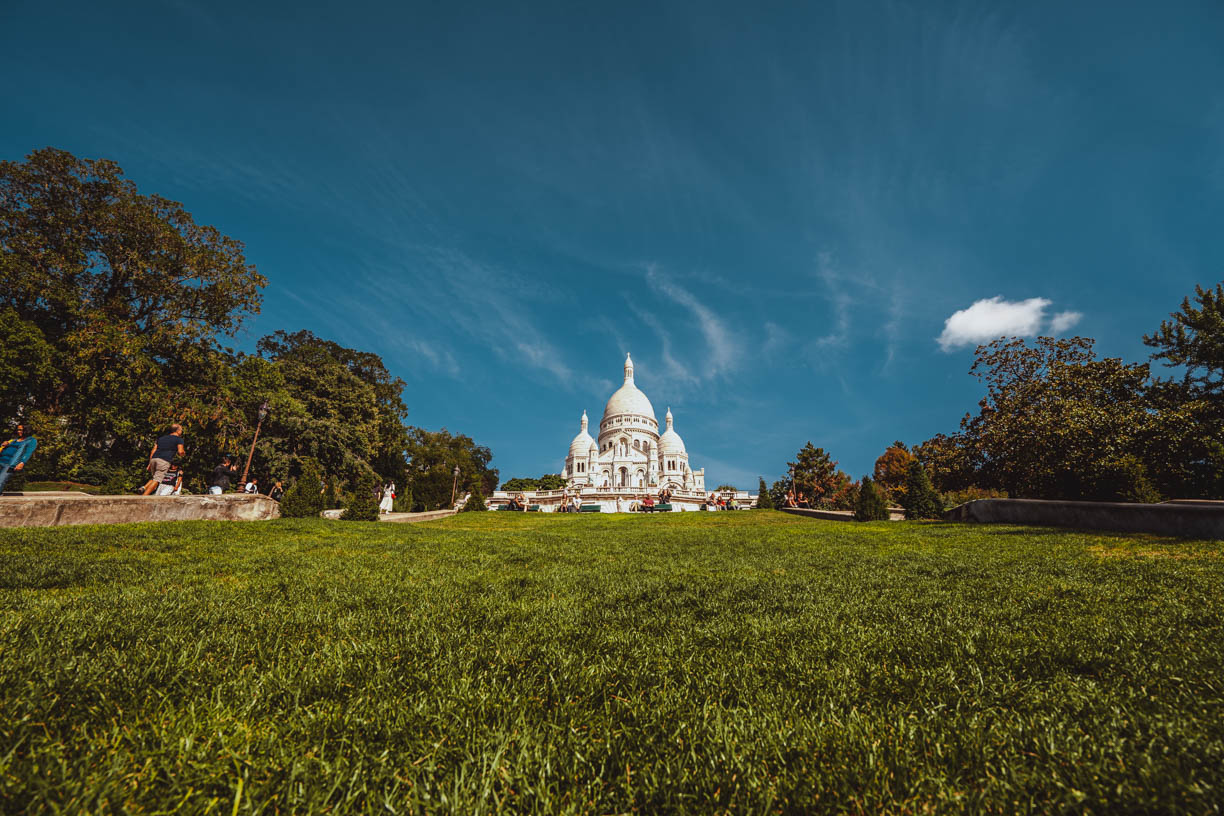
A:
1 512 1221 814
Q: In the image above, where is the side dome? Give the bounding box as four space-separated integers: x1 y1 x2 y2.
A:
603 353 656 421
658 407 686 455
569 410 594 458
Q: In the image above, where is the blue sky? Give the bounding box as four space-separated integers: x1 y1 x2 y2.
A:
4 0 1223 487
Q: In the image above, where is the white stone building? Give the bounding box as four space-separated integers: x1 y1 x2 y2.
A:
564 354 705 495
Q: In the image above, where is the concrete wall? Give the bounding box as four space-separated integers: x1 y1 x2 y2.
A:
943 498 1224 539
0 493 280 528
780 507 905 522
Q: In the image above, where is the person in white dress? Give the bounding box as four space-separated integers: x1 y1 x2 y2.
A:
379 482 395 514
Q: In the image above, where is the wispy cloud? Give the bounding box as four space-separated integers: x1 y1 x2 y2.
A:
642 264 739 377
937 296 1082 351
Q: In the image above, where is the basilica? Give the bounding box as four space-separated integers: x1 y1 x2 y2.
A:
564 354 706 494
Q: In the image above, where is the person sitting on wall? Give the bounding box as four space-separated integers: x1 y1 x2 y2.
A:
642 494 655 511
516 492 529 511
706 492 718 510
0 423 37 494
797 492 811 509
785 491 798 508
507 494 522 511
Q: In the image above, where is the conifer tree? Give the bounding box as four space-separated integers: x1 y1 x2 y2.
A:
756 477 774 509
461 481 488 512
901 460 943 520
854 476 890 521
279 459 325 518
341 473 380 521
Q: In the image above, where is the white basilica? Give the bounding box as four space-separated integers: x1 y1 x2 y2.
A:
564 354 706 494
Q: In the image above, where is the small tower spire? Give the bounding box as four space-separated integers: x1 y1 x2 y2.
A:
580 410 588 432
624 353 634 383
665 406 673 430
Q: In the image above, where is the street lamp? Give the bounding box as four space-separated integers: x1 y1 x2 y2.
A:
240 401 269 488
451 465 461 507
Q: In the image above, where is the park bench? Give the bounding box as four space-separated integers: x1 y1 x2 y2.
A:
653 503 673 512
578 504 602 513
527 505 541 512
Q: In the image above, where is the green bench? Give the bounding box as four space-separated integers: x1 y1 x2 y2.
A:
527 505 541 512
643 503 673 512
578 504 602 513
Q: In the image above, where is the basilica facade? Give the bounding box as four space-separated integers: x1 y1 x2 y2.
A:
564 354 706 494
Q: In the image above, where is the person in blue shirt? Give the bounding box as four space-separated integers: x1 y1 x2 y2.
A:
0 423 37 494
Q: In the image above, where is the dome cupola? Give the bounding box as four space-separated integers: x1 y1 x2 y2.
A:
658 407 686 455
602 353 656 423
568 410 595 459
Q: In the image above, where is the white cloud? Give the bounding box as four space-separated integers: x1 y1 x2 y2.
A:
643 265 738 376
937 296 1073 351
1049 310 1083 334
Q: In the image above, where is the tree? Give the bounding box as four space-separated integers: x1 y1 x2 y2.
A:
873 442 915 502
901 461 943 520
912 432 977 494
715 483 737 491
279 459 325 519
405 427 498 510
1144 282 1224 396
788 443 841 505
769 479 789 509
537 474 566 490
501 477 539 491
0 148 265 478
854 476 890 521
960 337 1155 500
341 473 380 521
461 481 487 512
755 477 774 509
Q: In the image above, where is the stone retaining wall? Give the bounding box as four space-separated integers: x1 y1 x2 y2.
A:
943 498 1224 539
0 494 280 528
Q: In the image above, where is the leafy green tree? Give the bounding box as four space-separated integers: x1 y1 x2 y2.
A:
961 337 1155 500
501 477 539 491
460 481 487 512
769 479 789 509
341 474 380 521
788 443 840 505
1144 282 1224 396
0 148 264 477
0 309 54 419
854 476 890 521
901 461 943 520
912 432 977 494
537 474 566 490
755 477 774 509
405 428 498 510
279 459 325 519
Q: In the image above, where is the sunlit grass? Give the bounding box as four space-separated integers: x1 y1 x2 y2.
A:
1 512 1221 813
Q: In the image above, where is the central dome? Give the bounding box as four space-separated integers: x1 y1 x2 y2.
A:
603 353 655 421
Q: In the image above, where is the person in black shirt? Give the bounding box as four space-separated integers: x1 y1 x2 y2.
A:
268 480 284 501
142 424 185 495
209 456 236 495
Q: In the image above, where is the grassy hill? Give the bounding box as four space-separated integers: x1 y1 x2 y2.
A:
1 512 1221 813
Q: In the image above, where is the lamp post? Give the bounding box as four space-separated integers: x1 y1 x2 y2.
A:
240 401 269 488
451 465 461 507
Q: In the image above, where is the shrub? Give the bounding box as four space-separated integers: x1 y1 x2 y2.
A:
854 476 890 521
392 490 413 513
341 474 380 521
460 483 487 512
1092 455 1163 504
755 477 774 509
280 459 325 518
901 461 943 520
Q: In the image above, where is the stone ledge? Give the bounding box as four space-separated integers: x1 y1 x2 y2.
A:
943 498 1224 539
779 507 905 522
0 494 280 528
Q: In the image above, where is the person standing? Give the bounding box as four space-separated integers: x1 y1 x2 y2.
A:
209 456 236 495
142 424 185 496
379 482 395 514
0 423 37 494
